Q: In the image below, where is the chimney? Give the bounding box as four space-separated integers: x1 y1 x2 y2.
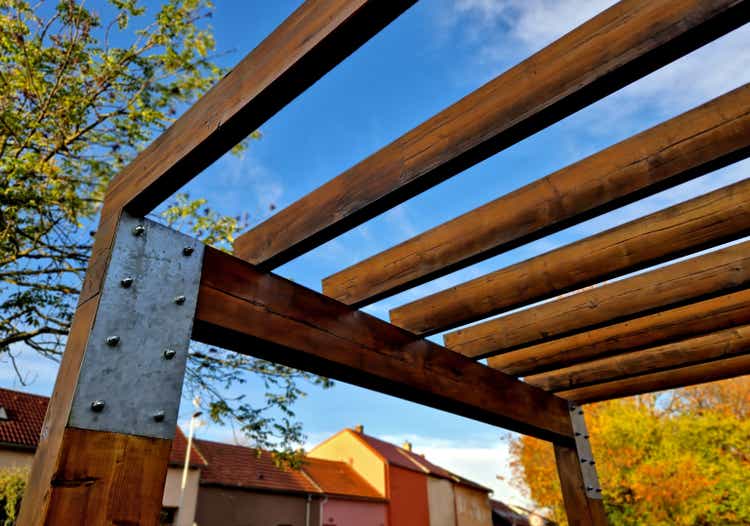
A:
402 441 412 452
354 424 364 434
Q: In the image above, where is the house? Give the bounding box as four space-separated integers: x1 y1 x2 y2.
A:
0 387 205 525
309 425 494 526
490 500 556 526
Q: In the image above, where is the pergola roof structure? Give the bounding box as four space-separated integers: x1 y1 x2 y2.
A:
19 1 750 525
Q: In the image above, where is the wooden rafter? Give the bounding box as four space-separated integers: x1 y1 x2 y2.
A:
235 0 750 273
390 162 750 335
444 240 750 359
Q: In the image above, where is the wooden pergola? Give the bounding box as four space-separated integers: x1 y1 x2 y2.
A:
17 1 750 524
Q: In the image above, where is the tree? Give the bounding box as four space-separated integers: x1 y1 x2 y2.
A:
0 0 330 460
509 377 750 525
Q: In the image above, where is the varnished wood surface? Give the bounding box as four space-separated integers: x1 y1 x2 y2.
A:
236 0 750 274
488 290 750 376
445 240 750 359
193 247 574 444
390 166 750 335
554 439 609 526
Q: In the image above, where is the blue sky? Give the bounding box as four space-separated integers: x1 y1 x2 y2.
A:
2 0 749 508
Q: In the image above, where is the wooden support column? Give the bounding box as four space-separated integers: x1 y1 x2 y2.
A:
18 215 203 525
555 408 608 526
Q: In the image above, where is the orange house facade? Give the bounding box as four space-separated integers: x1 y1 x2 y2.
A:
310 426 493 526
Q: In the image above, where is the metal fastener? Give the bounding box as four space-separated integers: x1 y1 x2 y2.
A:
106 335 120 347
120 276 134 288
132 224 145 236
183 246 194 256
153 410 165 422
596 488 602 493
163 349 177 360
587 486 594 491
91 400 105 412
580 459 587 464
174 295 186 305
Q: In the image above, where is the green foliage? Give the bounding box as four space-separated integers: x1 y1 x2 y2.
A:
0 0 329 459
0 468 27 526
510 378 750 525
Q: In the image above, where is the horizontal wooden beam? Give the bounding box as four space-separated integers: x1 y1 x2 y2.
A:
192 247 575 444
101 0 415 219
444 240 750 358
558 354 750 404
235 0 750 272
391 164 750 335
527 325 750 392
488 289 750 376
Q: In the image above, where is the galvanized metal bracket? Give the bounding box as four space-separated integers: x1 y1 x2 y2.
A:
569 404 603 499
68 213 204 439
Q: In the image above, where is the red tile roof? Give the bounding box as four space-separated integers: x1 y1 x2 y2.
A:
0 387 203 466
302 457 382 500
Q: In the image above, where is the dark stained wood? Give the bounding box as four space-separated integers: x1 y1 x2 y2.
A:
390 170 750 335
489 289 750 376
235 0 750 274
527 325 750 392
444 240 750 359
558 354 750 404
193 247 575 444
554 441 609 526
102 0 416 219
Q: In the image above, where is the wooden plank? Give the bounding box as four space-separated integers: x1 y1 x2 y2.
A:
101 0 415 219
235 0 750 273
527 325 750 392
554 442 609 526
192 247 575 444
558 354 750 404
444 240 750 359
489 289 750 376
390 169 750 336
331 85 750 310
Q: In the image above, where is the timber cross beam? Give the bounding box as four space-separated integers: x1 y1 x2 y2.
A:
18 0 750 524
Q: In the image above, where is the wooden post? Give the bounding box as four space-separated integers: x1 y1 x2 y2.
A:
555 407 608 526
17 214 204 525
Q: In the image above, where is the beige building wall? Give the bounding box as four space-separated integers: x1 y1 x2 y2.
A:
427 476 456 526
0 449 33 469
454 485 492 526
163 466 201 526
308 430 387 496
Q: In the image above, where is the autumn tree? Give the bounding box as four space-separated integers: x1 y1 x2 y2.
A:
0 0 329 458
509 377 750 525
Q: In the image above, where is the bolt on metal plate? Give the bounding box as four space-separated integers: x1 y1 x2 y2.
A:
569 405 603 499
68 213 204 439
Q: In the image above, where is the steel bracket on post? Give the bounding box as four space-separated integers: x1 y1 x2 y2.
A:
68 213 203 439
569 404 603 499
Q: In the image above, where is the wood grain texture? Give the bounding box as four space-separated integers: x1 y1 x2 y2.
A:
558 354 750 404
102 0 415 219
235 0 750 274
193 247 574 444
390 165 750 335
488 289 750 376
554 442 609 526
527 325 750 392
444 240 750 359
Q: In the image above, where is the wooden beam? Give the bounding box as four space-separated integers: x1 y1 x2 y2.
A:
391 169 750 335
235 0 750 274
101 0 415 219
527 325 750 392
555 442 609 526
558 354 750 404
192 247 575 445
444 240 750 358
488 289 750 376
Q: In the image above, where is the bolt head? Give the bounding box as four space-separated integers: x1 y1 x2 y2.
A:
163 349 177 360
174 295 186 305
120 276 134 288
580 458 587 463
106 335 120 347
153 410 165 422
595 488 602 493
183 246 195 256
91 400 105 412
132 224 145 236
587 486 594 491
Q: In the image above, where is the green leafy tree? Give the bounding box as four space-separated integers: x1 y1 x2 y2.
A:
509 377 750 525
0 0 330 460
0 468 27 526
